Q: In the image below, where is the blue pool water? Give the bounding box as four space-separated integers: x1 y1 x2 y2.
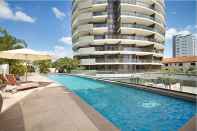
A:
48 75 196 131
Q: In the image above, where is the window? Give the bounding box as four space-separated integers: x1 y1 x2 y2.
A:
191 62 196 66
179 63 183 66
165 64 168 66
94 35 105 39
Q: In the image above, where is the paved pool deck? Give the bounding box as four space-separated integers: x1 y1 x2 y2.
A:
0 74 119 131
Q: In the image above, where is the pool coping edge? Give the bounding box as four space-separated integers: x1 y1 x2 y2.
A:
62 86 120 131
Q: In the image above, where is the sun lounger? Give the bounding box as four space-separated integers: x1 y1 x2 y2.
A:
3 74 39 92
5 74 20 85
17 82 40 91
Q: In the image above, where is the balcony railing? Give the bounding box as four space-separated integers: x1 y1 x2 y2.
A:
121 11 165 27
121 0 164 15
93 12 107 16
122 48 153 52
94 24 107 28
121 11 154 21
93 34 163 44
93 0 107 4
121 24 165 36
96 58 161 63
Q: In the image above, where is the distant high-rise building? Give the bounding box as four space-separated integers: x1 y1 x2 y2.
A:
173 34 196 57
72 0 166 73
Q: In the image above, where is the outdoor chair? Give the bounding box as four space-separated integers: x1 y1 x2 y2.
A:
3 74 39 92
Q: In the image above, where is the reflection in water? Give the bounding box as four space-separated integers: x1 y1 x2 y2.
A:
141 101 161 108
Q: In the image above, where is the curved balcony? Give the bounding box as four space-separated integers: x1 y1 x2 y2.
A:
75 50 163 58
121 0 164 14
72 18 79 29
72 12 93 29
73 36 94 47
73 35 164 50
92 0 107 11
93 11 107 16
121 2 165 23
144 0 165 16
93 15 107 23
93 0 107 4
120 12 165 30
154 0 165 15
80 58 162 66
78 24 93 34
120 24 165 40
93 24 108 35
93 37 164 48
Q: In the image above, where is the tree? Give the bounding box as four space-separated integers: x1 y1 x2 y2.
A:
158 77 177 89
9 62 26 76
53 57 79 73
34 60 52 74
185 66 197 75
0 27 27 75
0 28 27 52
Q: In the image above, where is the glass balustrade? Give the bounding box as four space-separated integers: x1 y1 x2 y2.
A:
121 11 165 28
94 24 107 27
121 11 154 21
94 34 162 44
95 58 159 63
121 24 165 36
93 12 107 16
93 0 107 4
121 0 165 15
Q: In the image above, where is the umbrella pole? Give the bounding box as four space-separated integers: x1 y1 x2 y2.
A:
25 61 28 81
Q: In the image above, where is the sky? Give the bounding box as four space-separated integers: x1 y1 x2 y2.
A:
0 0 197 58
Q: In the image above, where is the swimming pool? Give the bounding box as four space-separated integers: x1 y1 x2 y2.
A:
48 74 196 131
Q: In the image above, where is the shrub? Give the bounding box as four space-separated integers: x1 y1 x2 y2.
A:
34 60 51 74
0 79 3 85
10 63 26 76
27 65 35 73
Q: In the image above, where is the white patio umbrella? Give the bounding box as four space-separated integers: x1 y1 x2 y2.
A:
0 48 52 80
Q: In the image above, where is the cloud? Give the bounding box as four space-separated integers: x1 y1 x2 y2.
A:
194 33 197 39
165 28 191 41
59 36 72 45
0 1 35 23
47 45 73 60
14 11 35 23
45 36 73 60
164 25 197 57
52 7 65 20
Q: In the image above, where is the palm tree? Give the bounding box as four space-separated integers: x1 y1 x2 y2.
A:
0 27 27 75
53 57 79 73
0 27 27 51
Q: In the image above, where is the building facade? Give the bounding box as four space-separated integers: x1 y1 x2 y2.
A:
173 34 197 57
72 0 166 73
162 56 197 69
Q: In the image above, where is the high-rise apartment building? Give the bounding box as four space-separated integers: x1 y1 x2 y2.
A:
173 34 197 57
72 0 166 73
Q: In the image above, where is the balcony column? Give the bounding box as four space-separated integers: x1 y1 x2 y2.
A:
136 55 139 63
88 55 91 71
118 54 121 63
104 55 107 71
